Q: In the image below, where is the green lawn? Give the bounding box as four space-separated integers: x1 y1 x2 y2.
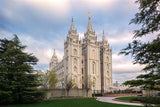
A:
115 96 136 102
6 98 140 107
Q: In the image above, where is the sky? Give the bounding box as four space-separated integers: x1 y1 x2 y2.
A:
0 0 147 83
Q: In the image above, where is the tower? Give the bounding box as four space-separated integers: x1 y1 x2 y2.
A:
64 18 82 88
49 49 58 71
82 13 101 90
100 31 112 93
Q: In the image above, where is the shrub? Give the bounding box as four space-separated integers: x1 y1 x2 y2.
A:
0 91 13 105
21 90 45 104
131 96 160 106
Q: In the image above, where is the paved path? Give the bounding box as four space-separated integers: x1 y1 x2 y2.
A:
97 97 143 106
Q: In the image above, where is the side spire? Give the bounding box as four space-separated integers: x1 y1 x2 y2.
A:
53 48 56 55
68 18 77 35
52 49 57 59
102 30 105 41
70 17 75 31
50 49 58 71
87 12 93 32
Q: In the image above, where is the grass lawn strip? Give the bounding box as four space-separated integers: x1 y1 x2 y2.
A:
6 98 140 107
115 96 140 103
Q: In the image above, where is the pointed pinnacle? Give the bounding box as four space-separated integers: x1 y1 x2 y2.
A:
102 30 105 41
70 18 75 31
54 49 55 55
72 17 73 22
87 13 93 32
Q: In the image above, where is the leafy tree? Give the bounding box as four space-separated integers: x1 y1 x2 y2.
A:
66 80 73 96
0 35 44 104
37 70 48 89
120 0 160 91
48 71 58 89
37 70 58 89
84 76 92 96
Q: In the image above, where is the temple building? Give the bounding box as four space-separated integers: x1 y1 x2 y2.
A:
49 14 112 93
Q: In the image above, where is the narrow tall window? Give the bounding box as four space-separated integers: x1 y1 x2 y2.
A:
106 64 109 73
92 62 95 74
74 66 77 73
74 58 77 65
73 77 76 85
106 56 109 62
74 49 77 56
92 50 95 59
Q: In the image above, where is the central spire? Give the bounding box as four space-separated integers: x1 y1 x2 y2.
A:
70 18 75 31
87 12 93 32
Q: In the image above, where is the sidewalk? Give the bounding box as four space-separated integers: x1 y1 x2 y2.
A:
97 97 143 106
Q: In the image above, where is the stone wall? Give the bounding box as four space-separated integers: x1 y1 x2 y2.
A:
142 90 160 97
102 93 142 97
45 89 92 99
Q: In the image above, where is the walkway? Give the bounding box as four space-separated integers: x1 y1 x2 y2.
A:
97 97 143 106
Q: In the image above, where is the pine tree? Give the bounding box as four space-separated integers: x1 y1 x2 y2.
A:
0 35 44 105
120 0 160 90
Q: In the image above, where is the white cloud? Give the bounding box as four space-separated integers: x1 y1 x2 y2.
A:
26 0 71 19
79 32 84 39
84 0 117 11
70 0 137 15
0 28 13 39
108 31 133 45
0 29 64 67
113 71 146 83
112 53 144 73
19 35 64 65
0 0 71 24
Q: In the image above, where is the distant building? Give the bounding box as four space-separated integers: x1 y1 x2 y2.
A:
49 14 112 93
113 81 141 92
113 81 129 91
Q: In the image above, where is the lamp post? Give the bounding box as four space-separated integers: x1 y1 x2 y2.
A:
62 79 64 97
93 80 95 98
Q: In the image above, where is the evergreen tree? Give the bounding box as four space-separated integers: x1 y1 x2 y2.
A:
120 0 160 90
0 35 44 105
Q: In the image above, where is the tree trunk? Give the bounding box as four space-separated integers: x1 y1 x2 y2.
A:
86 90 88 96
67 90 69 96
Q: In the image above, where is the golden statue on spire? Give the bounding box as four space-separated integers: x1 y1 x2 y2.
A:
89 12 91 19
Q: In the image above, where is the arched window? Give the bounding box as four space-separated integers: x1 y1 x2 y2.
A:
66 50 68 55
82 84 84 89
93 78 96 83
74 58 77 65
74 66 77 73
106 57 109 62
107 78 110 86
74 49 77 56
73 77 76 86
106 64 109 71
107 71 109 75
92 62 96 74
92 50 95 59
